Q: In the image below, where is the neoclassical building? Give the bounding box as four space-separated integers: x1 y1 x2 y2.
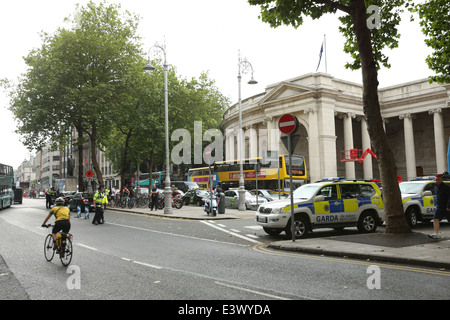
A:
220 73 450 183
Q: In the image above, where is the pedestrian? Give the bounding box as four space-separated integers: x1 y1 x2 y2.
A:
122 186 130 205
93 186 107 225
111 186 116 207
429 174 450 239
149 184 159 211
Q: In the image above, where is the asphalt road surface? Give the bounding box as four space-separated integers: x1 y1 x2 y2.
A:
1 198 449 305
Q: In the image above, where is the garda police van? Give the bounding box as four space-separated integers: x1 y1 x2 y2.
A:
399 177 450 228
256 178 384 238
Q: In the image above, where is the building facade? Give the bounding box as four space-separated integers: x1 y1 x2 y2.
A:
221 73 450 183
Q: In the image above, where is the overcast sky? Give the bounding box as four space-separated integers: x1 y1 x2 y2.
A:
0 0 432 169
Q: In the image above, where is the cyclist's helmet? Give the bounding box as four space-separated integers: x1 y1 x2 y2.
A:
55 197 65 206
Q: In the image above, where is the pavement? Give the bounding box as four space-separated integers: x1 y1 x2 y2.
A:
108 204 450 269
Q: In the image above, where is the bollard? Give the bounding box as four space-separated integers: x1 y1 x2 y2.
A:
77 205 81 218
84 205 89 219
218 192 225 214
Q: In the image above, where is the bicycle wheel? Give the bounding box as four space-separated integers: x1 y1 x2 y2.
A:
60 238 73 266
120 198 126 208
44 234 55 262
128 198 134 209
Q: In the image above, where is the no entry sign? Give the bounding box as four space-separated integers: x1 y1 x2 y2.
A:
278 114 298 135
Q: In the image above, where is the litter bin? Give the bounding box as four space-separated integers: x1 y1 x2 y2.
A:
218 192 225 214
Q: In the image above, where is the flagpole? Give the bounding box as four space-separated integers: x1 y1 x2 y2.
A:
324 34 327 73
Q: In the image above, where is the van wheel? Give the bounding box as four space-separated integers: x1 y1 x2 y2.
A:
405 207 419 228
285 214 309 239
357 211 377 233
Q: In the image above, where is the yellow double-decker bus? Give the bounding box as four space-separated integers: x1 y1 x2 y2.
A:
212 155 307 192
187 167 219 190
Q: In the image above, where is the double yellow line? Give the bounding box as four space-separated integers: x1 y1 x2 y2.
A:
253 244 450 277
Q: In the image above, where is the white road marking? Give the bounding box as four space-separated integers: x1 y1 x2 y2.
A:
245 225 263 230
121 257 162 269
200 221 262 244
107 222 249 247
75 243 98 251
214 281 293 300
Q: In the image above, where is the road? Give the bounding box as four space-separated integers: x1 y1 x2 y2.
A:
0 198 449 304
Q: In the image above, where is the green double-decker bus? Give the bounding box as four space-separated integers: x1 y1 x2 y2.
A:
0 163 14 210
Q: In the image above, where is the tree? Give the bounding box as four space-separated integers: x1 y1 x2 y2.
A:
248 0 412 233
8 1 143 191
415 0 449 84
103 61 229 187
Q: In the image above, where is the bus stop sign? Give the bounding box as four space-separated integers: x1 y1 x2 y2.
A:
278 114 298 135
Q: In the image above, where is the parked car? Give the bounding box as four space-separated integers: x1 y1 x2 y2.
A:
249 189 287 202
399 177 450 227
62 191 77 206
170 181 200 193
182 189 211 206
223 189 267 210
68 192 95 212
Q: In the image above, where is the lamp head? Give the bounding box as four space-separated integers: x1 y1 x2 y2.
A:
143 61 155 73
248 77 258 85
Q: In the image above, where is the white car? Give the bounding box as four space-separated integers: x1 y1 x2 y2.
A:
224 189 267 210
256 179 385 238
399 177 450 227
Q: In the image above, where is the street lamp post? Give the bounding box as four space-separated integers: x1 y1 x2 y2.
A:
237 52 258 211
144 43 172 214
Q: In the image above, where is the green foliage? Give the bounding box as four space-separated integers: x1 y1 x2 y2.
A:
339 1 408 70
8 0 144 152
414 0 449 83
5 0 230 181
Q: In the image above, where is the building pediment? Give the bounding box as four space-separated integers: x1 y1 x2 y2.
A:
258 82 314 106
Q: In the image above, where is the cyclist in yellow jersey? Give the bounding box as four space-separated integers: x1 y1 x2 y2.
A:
41 197 71 243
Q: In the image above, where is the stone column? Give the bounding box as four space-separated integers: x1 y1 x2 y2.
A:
225 129 236 161
247 125 258 159
361 117 373 180
305 107 320 182
318 102 337 177
343 112 356 180
429 108 446 173
400 113 416 181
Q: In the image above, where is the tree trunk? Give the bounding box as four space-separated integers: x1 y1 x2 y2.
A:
120 129 132 188
76 125 85 192
351 0 410 234
90 124 104 188
147 148 154 185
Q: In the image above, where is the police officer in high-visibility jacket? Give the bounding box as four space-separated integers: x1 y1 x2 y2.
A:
103 189 110 210
93 186 107 225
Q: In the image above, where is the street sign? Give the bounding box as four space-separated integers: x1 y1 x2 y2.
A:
278 114 298 135
278 113 300 243
85 170 94 178
281 134 301 155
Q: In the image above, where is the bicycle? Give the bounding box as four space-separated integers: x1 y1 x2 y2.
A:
43 224 73 266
